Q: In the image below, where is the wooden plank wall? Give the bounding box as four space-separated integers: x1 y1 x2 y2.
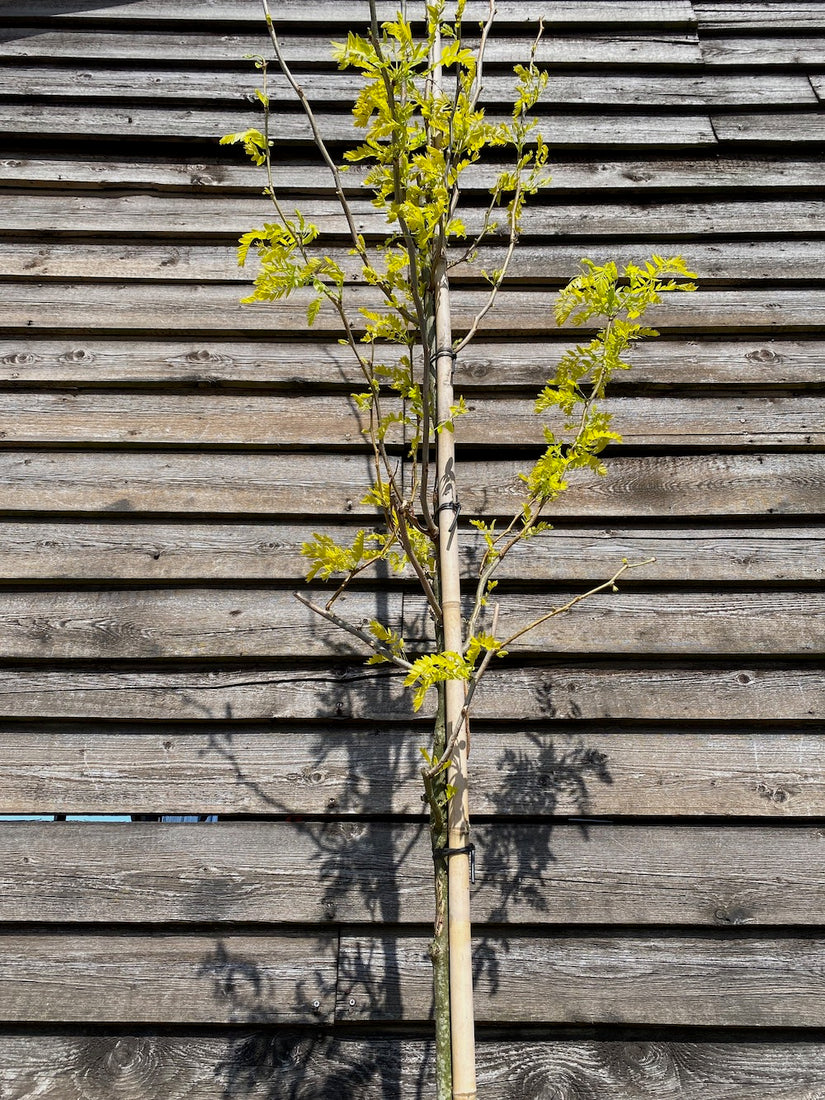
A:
1 0 824 1095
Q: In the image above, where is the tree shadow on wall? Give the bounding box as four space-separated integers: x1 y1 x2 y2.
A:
188 655 614 1099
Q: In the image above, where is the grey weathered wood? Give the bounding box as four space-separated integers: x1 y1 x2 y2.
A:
2 1034 825 1100
0 723 821 818
9 237 825 285
1 522 819 582
0 391 819 447
4 193 823 236
2 155 821 193
701 37 825 65
1 821 823 926
0 452 819 517
6 284 825 335
711 113 825 144
0 663 819 721
0 2 696 27
697 3 825 29
0 103 719 146
0 587 821 659
0 933 336 1024
337 932 825 1026
3 68 806 107
0 29 703 65
2 335 824 386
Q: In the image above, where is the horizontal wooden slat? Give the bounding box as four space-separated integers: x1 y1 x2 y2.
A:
338 932 825 1026
1 68 808 107
701 37 825 65
0 2 697 27
5 285 825 336
1 821 822 926
1 336 823 387
2 155 820 193
1 523 819 582
0 452 819 517
697 3 825 30
0 587 821 659
8 238 825 285
3 1033 825 1100
0 104 718 148
1 723 821 818
0 933 336 1024
0 30 704 66
0 392 818 447
3 929 825 1027
0 663 819 721
4 193 823 236
712 113 825 144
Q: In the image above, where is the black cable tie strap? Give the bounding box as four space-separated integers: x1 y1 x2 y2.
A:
434 842 476 884
435 500 461 517
434 346 458 361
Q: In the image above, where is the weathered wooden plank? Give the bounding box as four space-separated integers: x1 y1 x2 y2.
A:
0 933 336 1024
2 155 820 193
811 74 825 103
0 662 819 721
0 29 703 66
712 113 825 144
701 37 825 65
0 392 819 447
0 723 822 818
0 103 718 147
2 68 807 107
1 821 823 926
697 3 825 30
0 452 820 518
0 587 821 659
6 285 825 335
2 336 823 387
338 932 825 1026
0 2 696 27
1 522 820 583
8 238 825 285
3 1033 825 1100
4 193 823 236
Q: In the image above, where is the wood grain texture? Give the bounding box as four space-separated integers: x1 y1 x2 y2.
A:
0 391 819 447
1 522 820 582
337 932 825 1026
2 155 821 193
1 336 823 386
4 193 824 237
0 104 718 147
3 69 805 108
2 1033 825 1100
0 587 821 659
0 662 819 721
697 2 825 29
701 37 825 65
6 285 825 336
1 723 822 818
0 452 819 517
0 29 703 66
0 933 336 1024
1 821 824 926
711 113 825 144
8 237 825 284
0 1 696 27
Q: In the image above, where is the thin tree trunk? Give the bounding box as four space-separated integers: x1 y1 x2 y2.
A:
429 684 452 1100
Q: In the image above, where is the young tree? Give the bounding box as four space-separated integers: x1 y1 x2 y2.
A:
223 2 695 1095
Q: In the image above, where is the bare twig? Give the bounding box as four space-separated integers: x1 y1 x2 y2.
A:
294 591 414 670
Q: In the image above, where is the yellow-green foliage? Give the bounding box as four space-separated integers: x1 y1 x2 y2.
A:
227 4 696 716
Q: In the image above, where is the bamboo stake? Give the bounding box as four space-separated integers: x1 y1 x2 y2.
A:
431 18 477 1099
